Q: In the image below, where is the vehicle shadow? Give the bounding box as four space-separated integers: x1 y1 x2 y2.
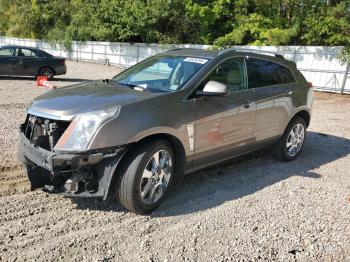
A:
73 131 350 215
0 76 90 82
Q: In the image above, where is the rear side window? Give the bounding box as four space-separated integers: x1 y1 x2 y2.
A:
35 51 45 58
18 48 37 57
246 58 295 89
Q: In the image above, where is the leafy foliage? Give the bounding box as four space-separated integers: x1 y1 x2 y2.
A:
0 0 349 60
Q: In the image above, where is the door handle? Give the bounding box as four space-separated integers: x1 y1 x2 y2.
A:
284 90 293 95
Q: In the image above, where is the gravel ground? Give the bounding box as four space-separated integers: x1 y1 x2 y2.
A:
0 61 349 261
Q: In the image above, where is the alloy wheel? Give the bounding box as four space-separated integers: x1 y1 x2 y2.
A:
286 123 305 157
139 150 172 205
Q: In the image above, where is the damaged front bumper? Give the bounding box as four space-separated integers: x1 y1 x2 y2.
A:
18 132 126 199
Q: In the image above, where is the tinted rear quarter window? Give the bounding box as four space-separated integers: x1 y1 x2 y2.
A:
35 51 45 58
247 58 294 89
19 48 37 57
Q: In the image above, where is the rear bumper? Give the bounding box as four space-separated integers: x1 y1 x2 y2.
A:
18 132 126 198
55 65 67 75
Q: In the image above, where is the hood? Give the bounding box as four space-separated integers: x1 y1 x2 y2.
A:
28 80 156 120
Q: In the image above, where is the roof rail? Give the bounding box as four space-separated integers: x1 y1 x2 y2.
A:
219 48 285 59
167 48 184 52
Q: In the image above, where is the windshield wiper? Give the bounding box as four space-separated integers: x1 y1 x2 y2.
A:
113 81 148 92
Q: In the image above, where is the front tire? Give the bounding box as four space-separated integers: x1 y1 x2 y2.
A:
273 116 306 161
117 140 175 214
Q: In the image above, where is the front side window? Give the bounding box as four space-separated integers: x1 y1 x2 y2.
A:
112 55 208 92
196 58 246 93
246 58 295 89
0 48 16 56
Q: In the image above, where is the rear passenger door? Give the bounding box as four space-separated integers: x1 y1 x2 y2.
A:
246 57 296 142
17 48 45 75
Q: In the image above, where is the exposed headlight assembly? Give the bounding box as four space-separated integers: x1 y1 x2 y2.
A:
54 106 120 151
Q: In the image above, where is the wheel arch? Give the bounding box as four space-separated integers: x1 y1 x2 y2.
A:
283 108 311 132
292 109 311 127
128 133 187 176
104 132 187 200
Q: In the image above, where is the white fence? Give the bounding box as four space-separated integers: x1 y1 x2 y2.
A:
0 36 349 93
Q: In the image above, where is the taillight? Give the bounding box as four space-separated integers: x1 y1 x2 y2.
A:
307 82 313 88
60 59 66 65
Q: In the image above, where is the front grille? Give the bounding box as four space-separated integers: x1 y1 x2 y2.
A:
21 114 70 151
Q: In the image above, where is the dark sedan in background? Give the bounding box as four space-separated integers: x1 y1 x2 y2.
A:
0 45 66 80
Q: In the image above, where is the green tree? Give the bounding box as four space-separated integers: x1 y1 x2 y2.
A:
0 0 42 38
0 0 348 56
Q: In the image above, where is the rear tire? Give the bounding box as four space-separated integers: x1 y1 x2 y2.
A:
38 67 54 80
273 116 306 161
117 140 175 214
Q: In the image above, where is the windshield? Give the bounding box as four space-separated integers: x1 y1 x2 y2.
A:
112 55 208 92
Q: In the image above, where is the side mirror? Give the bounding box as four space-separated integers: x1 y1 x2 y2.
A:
196 80 229 97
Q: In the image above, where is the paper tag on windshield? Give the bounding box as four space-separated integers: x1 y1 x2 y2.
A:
138 84 147 88
184 57 208 64
169 85 178 90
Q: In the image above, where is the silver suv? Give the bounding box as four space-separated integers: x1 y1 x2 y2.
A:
18 48 313 214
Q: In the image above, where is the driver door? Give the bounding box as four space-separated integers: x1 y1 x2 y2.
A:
192 57 256 168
